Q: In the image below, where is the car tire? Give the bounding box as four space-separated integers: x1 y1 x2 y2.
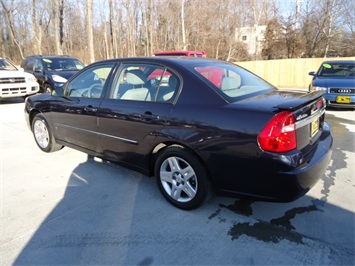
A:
32 114 63 153
155 145 209 210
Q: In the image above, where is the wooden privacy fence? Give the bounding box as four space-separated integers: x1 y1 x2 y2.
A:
235 57 355 89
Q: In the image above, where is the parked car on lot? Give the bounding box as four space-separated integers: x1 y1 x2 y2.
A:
154 50 207 57
21 55 85 93
0 58 39 99
25 57 332 209
309 60 355 108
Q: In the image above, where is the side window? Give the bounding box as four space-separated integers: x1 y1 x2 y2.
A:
155 70 179 103
24 58 35 71
65 63 114 98
110 63 180 103
34 59 43 72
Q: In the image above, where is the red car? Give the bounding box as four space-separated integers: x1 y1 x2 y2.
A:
154 50 206 57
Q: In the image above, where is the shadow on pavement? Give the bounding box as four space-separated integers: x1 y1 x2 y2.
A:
13 110 355 265
13 153 354 265
0 98 25 104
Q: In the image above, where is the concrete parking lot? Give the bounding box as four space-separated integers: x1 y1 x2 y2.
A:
1 98 354 265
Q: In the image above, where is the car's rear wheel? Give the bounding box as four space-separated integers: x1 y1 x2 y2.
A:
155 146 209 210
32 114 63 153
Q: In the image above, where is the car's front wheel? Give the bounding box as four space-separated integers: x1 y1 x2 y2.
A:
32 114 63 153
155 146 209 210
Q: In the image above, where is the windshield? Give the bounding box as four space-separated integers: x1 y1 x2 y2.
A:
42 58 85 72
189 62 274 101
318 62 355 77
0 59 18 70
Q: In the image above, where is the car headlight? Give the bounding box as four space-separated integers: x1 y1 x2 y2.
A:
52 75 67 83
26 75 37 82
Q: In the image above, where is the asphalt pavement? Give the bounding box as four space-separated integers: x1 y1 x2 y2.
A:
1 98 354 265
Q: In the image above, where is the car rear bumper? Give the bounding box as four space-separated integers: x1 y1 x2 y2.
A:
273 126 333 201
211 123 333 202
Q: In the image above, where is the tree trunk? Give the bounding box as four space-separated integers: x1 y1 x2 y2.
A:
59 0 64 50
181 0 187 50
52 0 62 55
0 0 25 59
109 0 114 58
87 0 95 63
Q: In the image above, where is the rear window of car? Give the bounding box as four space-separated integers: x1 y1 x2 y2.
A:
189 62 274 101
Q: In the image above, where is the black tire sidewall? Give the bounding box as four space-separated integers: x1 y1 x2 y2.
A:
155 146 209 210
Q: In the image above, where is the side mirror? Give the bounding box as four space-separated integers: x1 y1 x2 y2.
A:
34 67 43 73
308 71 316 76
52 87 64 97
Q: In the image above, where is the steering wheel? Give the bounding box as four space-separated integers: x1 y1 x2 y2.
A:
88 84 103 98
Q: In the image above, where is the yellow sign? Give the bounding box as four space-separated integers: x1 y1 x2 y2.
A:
311 119 319 138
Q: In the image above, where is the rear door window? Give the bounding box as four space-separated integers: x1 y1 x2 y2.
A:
109 63 180 103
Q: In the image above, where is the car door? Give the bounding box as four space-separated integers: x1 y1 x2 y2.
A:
98 63 180 170
50 62 116 153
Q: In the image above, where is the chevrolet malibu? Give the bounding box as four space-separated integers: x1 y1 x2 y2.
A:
25 57 332 209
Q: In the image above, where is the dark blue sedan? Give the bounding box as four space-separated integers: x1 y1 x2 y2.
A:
309 60 355 108
25 57 332 209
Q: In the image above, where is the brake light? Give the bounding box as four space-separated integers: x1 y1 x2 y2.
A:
258 111 297 153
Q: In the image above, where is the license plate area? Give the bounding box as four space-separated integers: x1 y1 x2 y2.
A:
336 96 351 104
310 118 319 138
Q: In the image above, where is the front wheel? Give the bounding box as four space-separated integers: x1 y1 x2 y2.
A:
155 146 209 210
32 114 63 153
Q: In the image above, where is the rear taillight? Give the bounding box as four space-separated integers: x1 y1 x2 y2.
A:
258 111 297 153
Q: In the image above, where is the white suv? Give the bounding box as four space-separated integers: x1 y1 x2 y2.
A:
0 58 39 98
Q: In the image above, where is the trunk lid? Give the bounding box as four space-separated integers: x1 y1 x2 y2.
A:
232 89 327 152
232 89 324 111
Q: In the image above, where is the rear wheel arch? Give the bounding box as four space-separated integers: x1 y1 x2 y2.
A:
151 142 210 179
152 143 211 209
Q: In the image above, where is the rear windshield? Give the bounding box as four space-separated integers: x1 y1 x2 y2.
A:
188 62 274 101
318 62 355 77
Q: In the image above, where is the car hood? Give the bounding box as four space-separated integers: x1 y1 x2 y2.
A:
0 69 34 78
231 90 324 111
313 76 355 88
49 70 79 80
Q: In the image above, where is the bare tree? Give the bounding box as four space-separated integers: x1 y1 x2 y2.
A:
86 0 94 62
0 0 354 63
181 0 187 50
322 0 349 57
0 0 25 59
51 0 62 54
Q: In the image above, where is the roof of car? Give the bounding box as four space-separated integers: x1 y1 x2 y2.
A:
154 50 206 55
93 56 224 66
25 55 78 59
323 60 355 64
